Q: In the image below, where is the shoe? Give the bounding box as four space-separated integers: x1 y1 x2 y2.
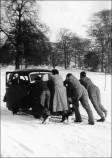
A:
42 116 50 124
60 115 67 122
97 118 105 122
74 120 82 123
88 122 95 125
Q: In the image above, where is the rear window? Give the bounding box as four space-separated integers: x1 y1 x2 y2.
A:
6 73 29 86
6 73 19 85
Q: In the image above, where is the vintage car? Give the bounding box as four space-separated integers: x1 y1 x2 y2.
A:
4 68 51 115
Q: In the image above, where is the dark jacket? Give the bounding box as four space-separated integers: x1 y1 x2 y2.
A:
65 75 88 99
30 80 48 98
79 76 99 99
79 77 93 89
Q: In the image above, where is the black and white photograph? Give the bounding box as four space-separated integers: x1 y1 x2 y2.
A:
1 0 111 157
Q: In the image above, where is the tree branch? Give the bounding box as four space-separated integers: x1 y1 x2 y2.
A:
0 28 16 46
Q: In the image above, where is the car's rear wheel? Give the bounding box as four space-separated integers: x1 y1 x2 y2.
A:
12 107 19 115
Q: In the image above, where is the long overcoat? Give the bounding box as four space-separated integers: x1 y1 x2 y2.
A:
48 74 68 113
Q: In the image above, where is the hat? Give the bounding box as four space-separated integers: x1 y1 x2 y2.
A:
80 71 86 78
52 69 59 75
66 73 72 77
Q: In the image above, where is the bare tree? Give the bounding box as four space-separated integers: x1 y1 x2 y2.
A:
57 28 73 69
70 35 91 69
1 0 41 69
88 9 111 73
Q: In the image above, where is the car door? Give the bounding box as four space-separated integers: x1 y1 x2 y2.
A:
6 72 30 111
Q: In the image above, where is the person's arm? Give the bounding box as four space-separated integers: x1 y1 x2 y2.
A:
63 79 68 87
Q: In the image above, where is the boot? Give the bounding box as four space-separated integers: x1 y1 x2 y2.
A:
88 121 95 125
74 119 82 123
97 118 105 122
60 115 66 122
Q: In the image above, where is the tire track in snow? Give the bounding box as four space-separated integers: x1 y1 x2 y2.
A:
1 133 35 157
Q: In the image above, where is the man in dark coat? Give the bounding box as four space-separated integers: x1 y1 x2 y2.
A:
64 73 95 125
80 71 107 122
29 76 50 124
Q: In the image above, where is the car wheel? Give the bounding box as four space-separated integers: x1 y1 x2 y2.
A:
12 107 19 115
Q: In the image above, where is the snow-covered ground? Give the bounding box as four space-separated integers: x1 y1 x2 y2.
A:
1 66 111 157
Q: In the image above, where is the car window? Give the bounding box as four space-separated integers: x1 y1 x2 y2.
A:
7 73 12 83
20 76 28 81
29 72 40 83
6 73 19 85
29 72 50 83
19 75 29 85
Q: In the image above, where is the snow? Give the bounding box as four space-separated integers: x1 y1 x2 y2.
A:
1 66 111 157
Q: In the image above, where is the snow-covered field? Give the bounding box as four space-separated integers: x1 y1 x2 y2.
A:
1 66 111 157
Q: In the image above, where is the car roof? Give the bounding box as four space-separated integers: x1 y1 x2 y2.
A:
6 68 51 75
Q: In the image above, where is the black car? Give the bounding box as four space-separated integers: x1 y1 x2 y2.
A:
4 68 51 115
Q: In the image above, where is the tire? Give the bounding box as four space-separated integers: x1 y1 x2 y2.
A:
12 107 19 115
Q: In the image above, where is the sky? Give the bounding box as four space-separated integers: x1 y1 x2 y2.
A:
38 1 111 42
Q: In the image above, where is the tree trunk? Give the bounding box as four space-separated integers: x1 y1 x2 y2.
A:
75 51 77 68
64 52 67 69
101 49 104 72
25 60 28 68
15 51 20 69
